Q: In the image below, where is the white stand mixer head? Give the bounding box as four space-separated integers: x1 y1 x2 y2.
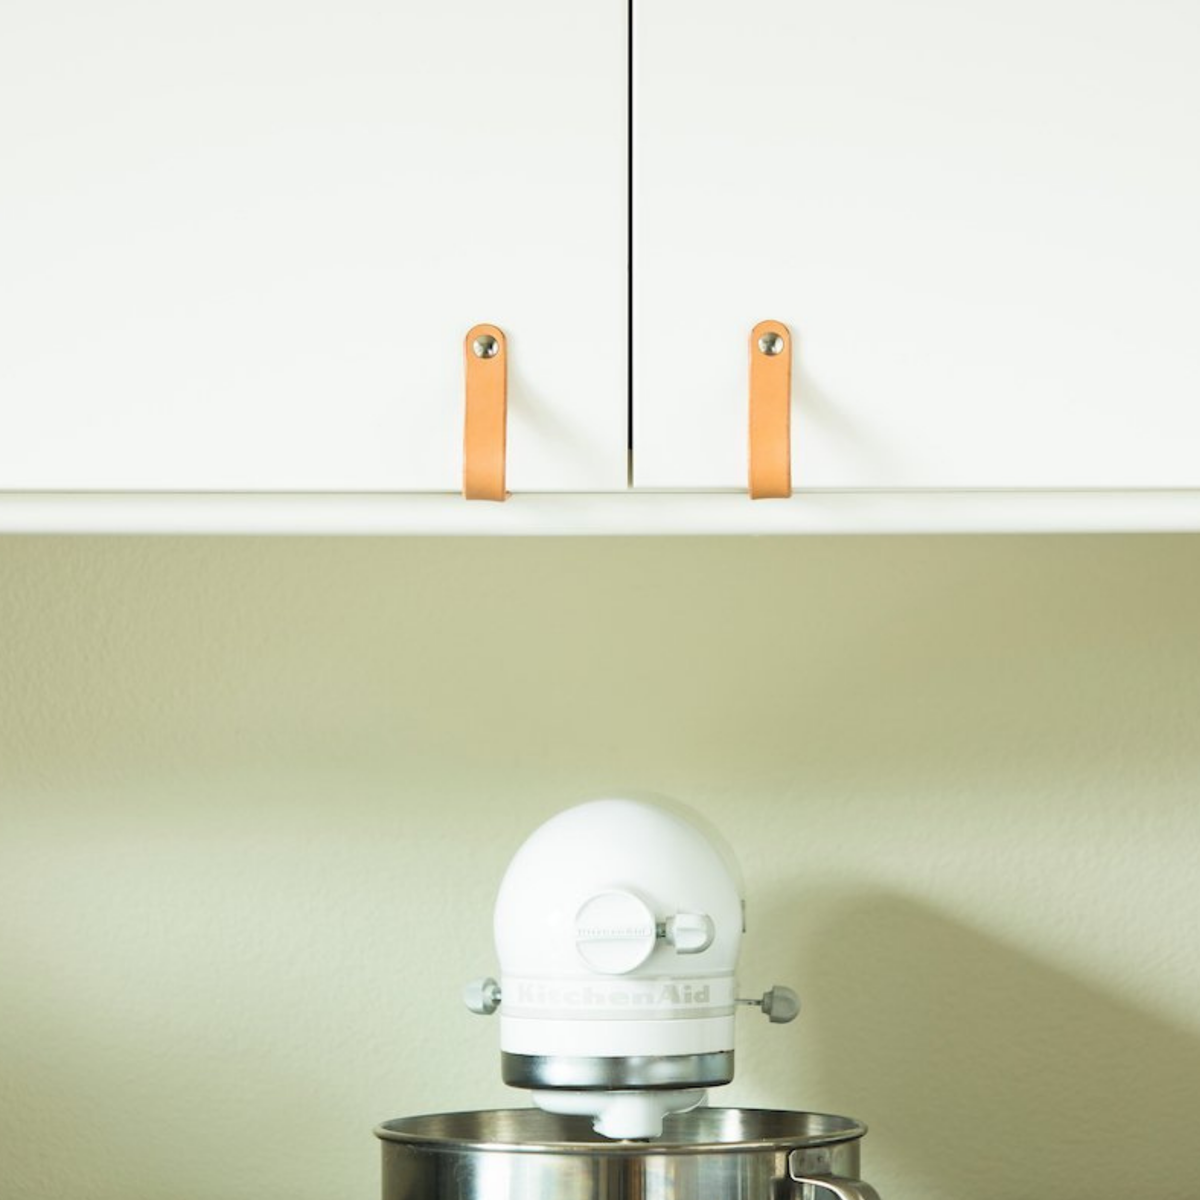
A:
464 797 798 1139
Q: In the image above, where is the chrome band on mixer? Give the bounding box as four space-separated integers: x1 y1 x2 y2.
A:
501 1050 734 1090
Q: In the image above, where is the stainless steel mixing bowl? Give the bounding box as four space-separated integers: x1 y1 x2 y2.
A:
376 1106 882 1200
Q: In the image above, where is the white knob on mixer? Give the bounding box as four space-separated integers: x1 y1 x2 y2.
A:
664 912 715 954
573 890 658 974
463 977 502 1015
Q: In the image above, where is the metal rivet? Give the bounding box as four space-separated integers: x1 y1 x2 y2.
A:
472 334 500 359
757 331 785 356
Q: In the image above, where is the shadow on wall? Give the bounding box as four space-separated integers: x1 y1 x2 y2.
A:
759 891 1200 1200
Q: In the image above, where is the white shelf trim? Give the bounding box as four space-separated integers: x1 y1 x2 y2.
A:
2 491 1200 535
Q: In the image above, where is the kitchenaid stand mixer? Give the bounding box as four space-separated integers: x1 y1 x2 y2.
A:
377 797 884 1200
463 797 797 1137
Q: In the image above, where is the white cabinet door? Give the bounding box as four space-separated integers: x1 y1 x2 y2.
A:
633 0 1200 489
0 1 626 491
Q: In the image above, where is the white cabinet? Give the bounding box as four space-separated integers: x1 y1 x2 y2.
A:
0 0 627 492
633 0 1200 490
5 1 1200 532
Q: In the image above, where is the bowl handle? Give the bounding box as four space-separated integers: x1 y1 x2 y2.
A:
789 1174 882 1200
788 1151 882 1200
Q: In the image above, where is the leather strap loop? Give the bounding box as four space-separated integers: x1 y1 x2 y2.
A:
748 320 792 499
463 324 508 501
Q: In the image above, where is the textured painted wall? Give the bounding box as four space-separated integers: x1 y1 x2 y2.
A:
2 537 1198 1200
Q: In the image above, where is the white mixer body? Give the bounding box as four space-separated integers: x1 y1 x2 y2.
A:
466 797 794 1138
495 798 743 1072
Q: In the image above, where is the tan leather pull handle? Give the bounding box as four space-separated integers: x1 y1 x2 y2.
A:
463 324 508 501
748 320 792 499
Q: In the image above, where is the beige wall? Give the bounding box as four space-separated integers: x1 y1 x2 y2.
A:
2 537 1198 1200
